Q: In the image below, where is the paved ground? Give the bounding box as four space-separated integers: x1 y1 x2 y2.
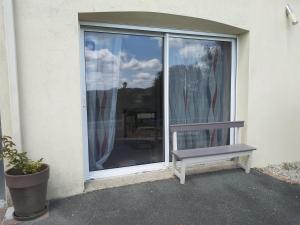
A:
22 169 300 225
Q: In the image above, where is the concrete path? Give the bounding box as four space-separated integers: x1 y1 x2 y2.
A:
23 169 300 225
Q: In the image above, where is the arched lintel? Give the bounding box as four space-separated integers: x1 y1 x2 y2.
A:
78 11 248 35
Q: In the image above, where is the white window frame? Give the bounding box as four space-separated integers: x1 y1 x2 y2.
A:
79 22 237 181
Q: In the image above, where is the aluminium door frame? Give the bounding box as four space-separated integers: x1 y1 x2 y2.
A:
79 22 237 181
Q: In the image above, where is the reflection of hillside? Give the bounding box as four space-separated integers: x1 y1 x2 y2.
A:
117 87 154 112
86 70 163 140
86 87 160 119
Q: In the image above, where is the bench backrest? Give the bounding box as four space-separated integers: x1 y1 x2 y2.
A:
170 121 245 151
170 121 244 132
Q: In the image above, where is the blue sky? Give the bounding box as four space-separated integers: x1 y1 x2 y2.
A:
121 35 163 61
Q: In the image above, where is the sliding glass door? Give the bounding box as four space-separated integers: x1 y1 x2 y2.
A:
169 37 232 150
84 31 164 171
82 27 236 177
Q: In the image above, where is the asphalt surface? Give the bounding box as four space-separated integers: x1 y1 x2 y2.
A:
23 169 300 225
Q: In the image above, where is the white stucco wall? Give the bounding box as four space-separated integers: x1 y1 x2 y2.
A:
0 0 12 136
0 0 300 199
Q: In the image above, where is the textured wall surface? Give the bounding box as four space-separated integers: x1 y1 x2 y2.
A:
0 0 299 199
0 0 12 136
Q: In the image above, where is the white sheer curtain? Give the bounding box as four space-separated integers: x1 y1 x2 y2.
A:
84 32 123 170
169 38 231 150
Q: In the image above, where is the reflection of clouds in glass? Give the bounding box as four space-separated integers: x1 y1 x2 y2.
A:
85 48 119 61
85 48 120 73
170 37 223 76
179 44 206 59
135 72 152 79
169 37 185 47
121 58 162 71
85 47 122 90
86 71 157 90
85 48 161 72
129 72 156 89
178 44 211 74
85 48 121 74
86 71 120 91
170 37 219 48
85 47 161 90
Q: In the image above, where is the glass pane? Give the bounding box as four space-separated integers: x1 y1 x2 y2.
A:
84 32 163 171
169 37 232 149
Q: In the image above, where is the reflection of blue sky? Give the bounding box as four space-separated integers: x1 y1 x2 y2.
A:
122 36 162 61
85 32 162 90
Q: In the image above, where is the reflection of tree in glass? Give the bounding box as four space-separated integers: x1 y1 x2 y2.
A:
122 82 127 89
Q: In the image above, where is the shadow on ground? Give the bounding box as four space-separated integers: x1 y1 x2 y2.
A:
22 169 300 225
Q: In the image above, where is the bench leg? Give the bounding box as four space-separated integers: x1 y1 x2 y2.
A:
180 162 186 184
172 154 182 182
245 153 252 173
172 154 176 173
233 157 239 165
237 153 252 174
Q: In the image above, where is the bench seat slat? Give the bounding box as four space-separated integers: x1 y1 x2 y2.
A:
173 144 256 160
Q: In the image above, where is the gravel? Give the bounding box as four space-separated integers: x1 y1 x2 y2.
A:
258 161 300 184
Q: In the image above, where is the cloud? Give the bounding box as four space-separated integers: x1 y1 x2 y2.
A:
86 72 156 90
170 38 210 72
176 44 209 73
169 37 185 48
128 72 156 89
85 48 119 62
176 44 222 77
86 48 162 72
121 58 162 71
179 44 207 59
85 71 121 91
85 48 162 90
85 48 122 75
135 72 152 79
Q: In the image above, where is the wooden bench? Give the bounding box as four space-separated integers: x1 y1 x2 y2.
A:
170 121 256 184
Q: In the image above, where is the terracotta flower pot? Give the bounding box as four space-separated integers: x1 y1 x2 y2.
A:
5 164 49 221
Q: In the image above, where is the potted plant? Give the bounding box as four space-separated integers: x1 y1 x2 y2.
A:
0 136 49 221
